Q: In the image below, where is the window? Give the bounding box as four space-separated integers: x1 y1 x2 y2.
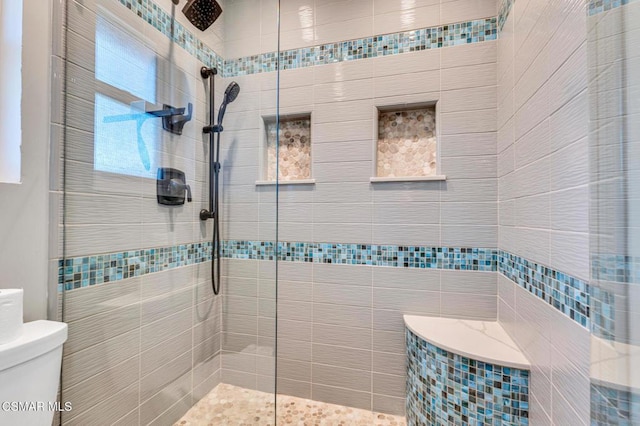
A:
0 0 23 183
93 14 157 178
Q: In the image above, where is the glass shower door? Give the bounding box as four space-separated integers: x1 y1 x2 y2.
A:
588 0 640 423
58 0 279 424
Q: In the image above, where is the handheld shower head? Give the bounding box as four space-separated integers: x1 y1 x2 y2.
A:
180 0 222 31
224 82 241 104
217 82 240 126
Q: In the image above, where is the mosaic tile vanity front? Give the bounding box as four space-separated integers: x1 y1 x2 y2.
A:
406 328 530 426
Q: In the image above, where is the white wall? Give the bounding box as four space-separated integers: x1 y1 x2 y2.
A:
0 0 52 322
496 0 591 423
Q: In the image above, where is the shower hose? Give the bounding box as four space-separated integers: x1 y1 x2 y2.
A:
211 130 221 295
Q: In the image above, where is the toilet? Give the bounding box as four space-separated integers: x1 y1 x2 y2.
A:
0 320 68 426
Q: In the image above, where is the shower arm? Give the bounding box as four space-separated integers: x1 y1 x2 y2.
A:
200 66 218 221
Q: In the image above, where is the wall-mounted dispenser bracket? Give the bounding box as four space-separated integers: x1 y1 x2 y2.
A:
162 103 192 135
103 101 193 136
157 168 192 205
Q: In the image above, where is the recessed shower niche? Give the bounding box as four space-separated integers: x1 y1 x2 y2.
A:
259 113 313 184
374 103 444 182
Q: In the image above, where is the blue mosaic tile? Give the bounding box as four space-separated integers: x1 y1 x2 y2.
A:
115 0 500 78
115 0 223 70
222 18 497 77
591 383 640 425
59 242 214 292
59 240 621 341
498 0 515 31
407 328 530 426
60 241 498 292
589 254 638 342
223 241 498 271
588 0 639 15
592 254 640 284
498 251 591 328
590 285 617 341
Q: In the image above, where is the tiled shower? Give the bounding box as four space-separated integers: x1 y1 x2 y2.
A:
43 0 639 424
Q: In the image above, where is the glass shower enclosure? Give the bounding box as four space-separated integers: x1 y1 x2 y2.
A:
58 0 279 424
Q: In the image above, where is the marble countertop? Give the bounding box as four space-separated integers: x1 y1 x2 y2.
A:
404 315 531 370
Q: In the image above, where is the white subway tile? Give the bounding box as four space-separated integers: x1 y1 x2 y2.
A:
373 5 440 34
442 63 496 91
442 41 497 69
440 0 496 23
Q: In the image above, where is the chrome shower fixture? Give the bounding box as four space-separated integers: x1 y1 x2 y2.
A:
172 0 222 31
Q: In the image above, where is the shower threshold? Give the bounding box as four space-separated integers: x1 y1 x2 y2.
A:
176 383 406 425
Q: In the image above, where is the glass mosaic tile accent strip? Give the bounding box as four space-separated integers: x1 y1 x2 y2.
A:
59 242 214 291
406 328 530 426
589 254 637 342
114 0 498 77
498 0 515 31
591 383 640 425
590 285 616 341
59 240 607 335
592 254 640 284
60 241 497 291
588 0 639 15
377 107 437 178
225 241 498 270
498 250 590 328
265 115 312 181
115 0 223 70
223 18 497 77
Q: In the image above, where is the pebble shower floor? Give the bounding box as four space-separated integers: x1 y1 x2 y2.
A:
176 384 406 425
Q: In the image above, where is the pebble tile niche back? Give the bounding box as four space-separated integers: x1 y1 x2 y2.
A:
260 114 314 184
373 103 446 183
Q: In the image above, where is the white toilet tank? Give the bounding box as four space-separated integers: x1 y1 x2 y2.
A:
0 320 68 426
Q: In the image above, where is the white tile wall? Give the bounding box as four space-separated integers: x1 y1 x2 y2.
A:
53 0 603 421
497 0 591 423
219 0 500 404
58 1 232 424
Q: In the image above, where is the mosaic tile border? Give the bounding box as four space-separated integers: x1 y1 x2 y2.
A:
59 241 497 291
498 250 590 328
406 328 530 426
117 0 501 78
591 383 640 425
592 254 640 284
59 242 213 291
498 0 515 31
224 18 497 77
589 253 638 342
225 241 497 271
590 285 616 341
588 0 640 15
115 0 223 70
59 240 608 333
